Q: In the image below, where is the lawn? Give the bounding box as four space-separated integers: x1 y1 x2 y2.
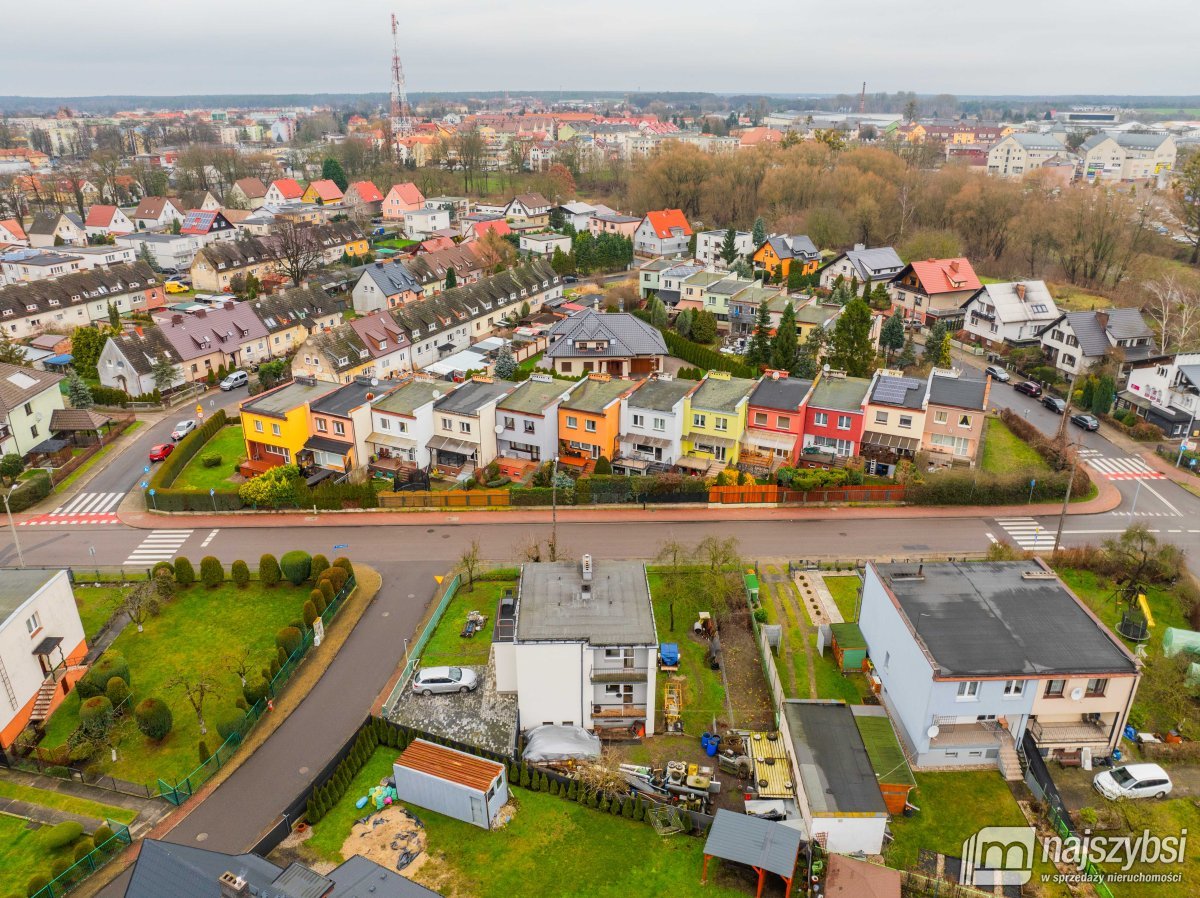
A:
647 572 727 731
374 238 417 250
303 747 747 898
74 585 126 641
981 417 1051 476
41 577 318 787
0 813 82 897
823 573 861 621
170 425 246 491
516 351 544 374
885 771 1067 895
0 778 136 825
418 577 516 667
1053 567 1189 636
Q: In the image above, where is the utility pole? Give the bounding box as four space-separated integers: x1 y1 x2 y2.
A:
859 81 867 114
1056 371 1079 444
1052 449 1080 554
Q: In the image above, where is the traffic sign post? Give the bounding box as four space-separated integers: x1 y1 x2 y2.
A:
210 487 217 512
148 487 157 511
1027 478 1036 504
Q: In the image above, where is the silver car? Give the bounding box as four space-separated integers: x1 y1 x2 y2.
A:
412 665 478 696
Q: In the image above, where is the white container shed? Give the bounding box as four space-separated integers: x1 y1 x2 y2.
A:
393 739 508 830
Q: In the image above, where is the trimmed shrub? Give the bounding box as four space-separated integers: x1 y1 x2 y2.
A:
243 678 269 706
332 557 354 577
200 555 223 587
105 676 130 709
134 697 173 741
50 859 69 878
26 876 49 898
309 588 324 607
260 554 281 587
74 841 93 861
77 653 130 699
276 626 302 656
41 821 83 849
280 551 312 585
324 567 349 592
215 713 245 742
91 824 113 849
201 453 222 468
235 696 248 710
231 559 250 588
151 560 174 579
310 554 330 581
318 579 334 604
174 557 196 587
302 600 318 628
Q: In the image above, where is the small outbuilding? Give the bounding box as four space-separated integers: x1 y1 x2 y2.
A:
393 739 508 830
824 853 901 898
829 622 867 672
701 808 804 898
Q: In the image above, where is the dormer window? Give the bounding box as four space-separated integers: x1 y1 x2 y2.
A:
25 304 36 312
359 349 368 359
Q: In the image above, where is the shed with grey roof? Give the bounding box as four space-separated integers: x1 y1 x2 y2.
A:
702 809 804 896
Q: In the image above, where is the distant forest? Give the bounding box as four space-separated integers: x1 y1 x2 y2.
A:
1 91 1199 117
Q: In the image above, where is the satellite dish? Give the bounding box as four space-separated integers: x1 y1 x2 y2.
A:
823 363 831 374
771 371 780 380
494 424 505 435
370 377 379 387
926 724 940 739
1070 687 1085 701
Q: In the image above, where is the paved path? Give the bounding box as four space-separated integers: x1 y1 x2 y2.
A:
0 796 102 830
0 768 163 821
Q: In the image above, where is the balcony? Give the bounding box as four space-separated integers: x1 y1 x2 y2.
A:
591 667 649 684
1030 718 1110 747
929 721 1005 749
592 703 646 719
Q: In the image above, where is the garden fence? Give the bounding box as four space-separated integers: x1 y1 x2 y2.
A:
29 819 132 898
381 574 461 716
377 490 511 508
156 572 357 806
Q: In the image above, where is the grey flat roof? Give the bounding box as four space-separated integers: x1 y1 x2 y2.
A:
517 560 656 645
627 377 693 412
372 380 453 416
927 373 987 411
873 561 1138 677
241 379 337 418
309 379 379 417
783 701 887 816
750 377 812 411
703 809 803 880
433 378 515 415
0 569 59 621
498 378 571 414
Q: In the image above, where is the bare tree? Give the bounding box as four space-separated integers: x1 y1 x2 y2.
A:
1143 273 1200 353
224 646 254 687
459 539 481 588
167 673 220 735
122 582 157 633
0 175 26 226
267 220 324 286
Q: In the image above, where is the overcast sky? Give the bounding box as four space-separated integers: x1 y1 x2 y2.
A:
7 0 1198 97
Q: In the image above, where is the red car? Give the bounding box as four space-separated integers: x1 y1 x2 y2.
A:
149 443 175 462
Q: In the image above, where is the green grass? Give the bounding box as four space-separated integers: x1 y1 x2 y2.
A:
41 579 316 787
170 425 246 491
648 573 727 728
374 238 417 250
74 585 126 641
823 573 861 621
981 417 1051 476
516 351 544 374
1094 795 1200 898
305 748 746 898
0 813 82 897
854 716 915 787
0 779 136 825
1054 567 1189 635
419 578 515 667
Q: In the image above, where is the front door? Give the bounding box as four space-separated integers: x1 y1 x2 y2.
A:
470 795 485 827
37 654 52 677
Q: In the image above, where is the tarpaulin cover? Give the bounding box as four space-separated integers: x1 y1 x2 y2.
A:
522 725 602 762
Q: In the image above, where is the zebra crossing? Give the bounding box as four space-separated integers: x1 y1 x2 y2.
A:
990 518 1057 552
19 491 124 526
1078 449 1165 481
124 530 193 565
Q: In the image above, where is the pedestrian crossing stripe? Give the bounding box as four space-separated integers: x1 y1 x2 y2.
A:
51 492 124 516
124 530 193 565
994 517 1056 551
1084 456 1165 480
19 513 119 526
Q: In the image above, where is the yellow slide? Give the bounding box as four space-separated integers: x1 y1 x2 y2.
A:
1138 594 1155 628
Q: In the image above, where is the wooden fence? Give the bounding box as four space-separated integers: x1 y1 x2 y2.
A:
377 489 512 508
47 413 137 486
709 484 906 504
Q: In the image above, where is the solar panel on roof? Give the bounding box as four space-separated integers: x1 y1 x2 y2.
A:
873 376 923 404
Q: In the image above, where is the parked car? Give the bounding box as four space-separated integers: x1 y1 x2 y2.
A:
171 419 198 441
1042 396 1068 414
1094 763 1173 800
985 365 1011 383
148 443 174 462
164 281 190 294
563 275 577 283
219 370 248 391
1013 381 1043 398
411 666 478 696
1071 413 1100 432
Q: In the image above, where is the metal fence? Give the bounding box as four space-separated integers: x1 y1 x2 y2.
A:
381 573 462 715
29 819 132 898
156 572 357 806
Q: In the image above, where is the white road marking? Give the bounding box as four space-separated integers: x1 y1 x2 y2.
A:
124 530 194 565
200 529 219 547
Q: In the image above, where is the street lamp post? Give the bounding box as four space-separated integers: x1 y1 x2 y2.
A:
1176 406 1196 467
550 455 560 560
3 485 25 569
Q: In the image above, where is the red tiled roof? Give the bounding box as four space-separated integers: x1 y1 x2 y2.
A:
306 179 343 202
907 258 981 294
0 218 28 241
84 205 119 227
420 236 455 253
347 181 383 203
643 208 692 239
472 219 511 238
270 178 303 199
388 182 425 206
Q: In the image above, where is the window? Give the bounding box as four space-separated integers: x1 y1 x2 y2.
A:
934 410 948 424
254 420 263 433
714 416 728 431
566 415 578 429
1003 680 1025 697
23 402 32 415
884 651 890 670
1086 678 1108 697
585 419 596 433
632 414 645 427
813 412 828 427
754 412 768 426
379 418 390 431
442 417 452 431
503 416 515 431
561 362 572 373
956 681 980 700
315 418 327 432
958 414 972 428
1044 679 1066 698
777 415 791 430
25 611 41 634
524 420 536 434
334 421 345 436
693 413 706 428
875 411 888 425
899 415 913 429
930 432 970 456
837 415 851 430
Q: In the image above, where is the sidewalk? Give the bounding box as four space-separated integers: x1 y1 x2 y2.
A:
0 768 169 834
115 475 1122 530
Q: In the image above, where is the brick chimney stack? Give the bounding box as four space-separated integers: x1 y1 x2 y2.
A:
1015 283 1026 301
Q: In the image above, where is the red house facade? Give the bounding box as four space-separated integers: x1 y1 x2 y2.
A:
741 373 814 472
801 373 871 461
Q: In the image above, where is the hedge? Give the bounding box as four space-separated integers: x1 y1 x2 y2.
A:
6 470 51 513
998 408 1092 496
908 469 1076 505
632 310 755 378
146 410 234 509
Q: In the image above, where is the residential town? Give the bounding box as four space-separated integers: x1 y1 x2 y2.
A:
0 9 1198 898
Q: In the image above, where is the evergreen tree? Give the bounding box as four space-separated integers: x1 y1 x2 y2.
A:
494 344 517 379
107 302 120 329
687 232 697 257
746 300 773 368
690 310 718 344
0 330 29 367
1091 373 1115 416
897 336 917 369
675 308 693 338
922 319 949 366
646 296 668 329
719 227 739 266
879 314 906 361
321 157 348 192
829 281 854 306
771 302 798 373
828 297 875 377
795 328 825 379
786 263 806 292
732 257 753 279
444 267 457 289
66 370 94 408
751 216 767 247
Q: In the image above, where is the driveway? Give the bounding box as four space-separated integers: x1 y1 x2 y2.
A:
387 663 517 756
1052 761 1200 810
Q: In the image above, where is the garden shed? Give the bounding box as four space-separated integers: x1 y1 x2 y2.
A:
701 808 803 898
393 739 508 830
830 622 867 672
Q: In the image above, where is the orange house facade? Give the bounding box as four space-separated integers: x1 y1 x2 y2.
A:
752 234 821 280
556 375 632 464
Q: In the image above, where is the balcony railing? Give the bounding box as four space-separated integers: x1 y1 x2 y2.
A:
1029 718 1110 746
592 702 646 718
591 667 649 683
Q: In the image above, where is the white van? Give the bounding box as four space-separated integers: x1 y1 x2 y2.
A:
1093 763 1173 800
219 370 248 391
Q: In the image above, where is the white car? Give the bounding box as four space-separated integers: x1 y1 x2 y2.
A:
411 666 478 696
1093 763 1173 800
171 419 198 441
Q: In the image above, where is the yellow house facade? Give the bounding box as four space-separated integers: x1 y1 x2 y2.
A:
681 372 756 468
239 377 338 470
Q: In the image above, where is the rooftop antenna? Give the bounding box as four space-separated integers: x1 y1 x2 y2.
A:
390 13 414 134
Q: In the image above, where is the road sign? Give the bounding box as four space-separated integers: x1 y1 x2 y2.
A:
144 465 151 474
149 488 156 496
140 481 148 489
333 543 348 550
195 404 203 416
209 488 216 496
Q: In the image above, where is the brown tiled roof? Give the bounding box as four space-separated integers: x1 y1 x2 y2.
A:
0 261 158 321
50 408 112 432
0 362 62 415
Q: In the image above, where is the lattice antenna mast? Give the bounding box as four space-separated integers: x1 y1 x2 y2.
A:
390 13 413 131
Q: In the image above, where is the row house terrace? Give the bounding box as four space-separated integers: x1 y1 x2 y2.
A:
0 261 164 340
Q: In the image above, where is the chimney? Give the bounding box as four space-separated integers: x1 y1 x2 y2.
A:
195 308 207 318
949 260 960 273
224 300 235 311
218 872 248 898
171 314 183 325
1095 310 1109 330
1015 283 1026 301
853 243 865 251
